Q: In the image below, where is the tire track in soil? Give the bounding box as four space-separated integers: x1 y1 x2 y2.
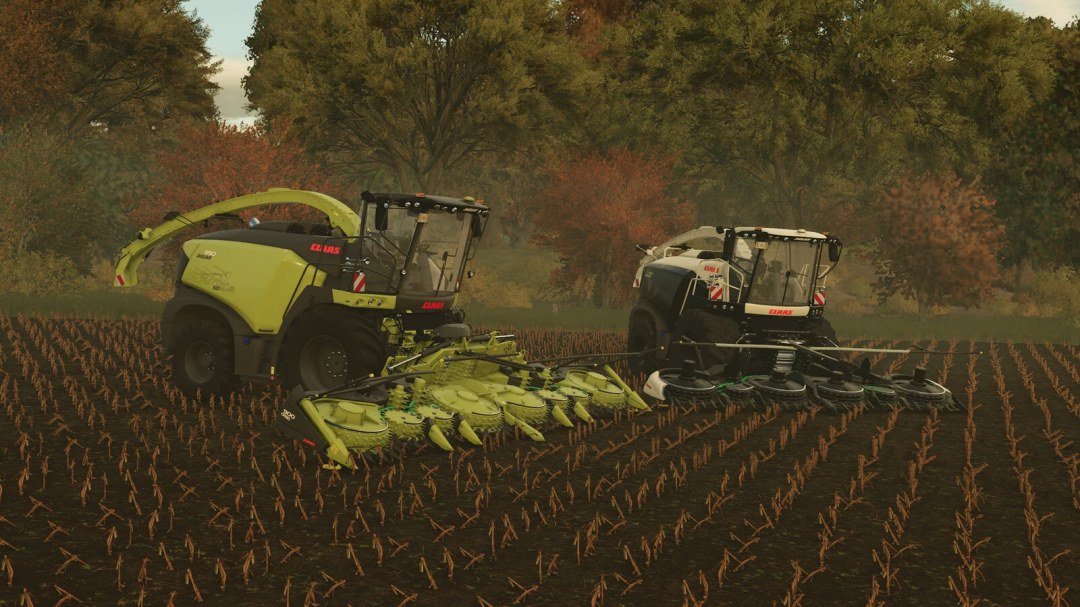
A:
336 404 749 605
581 407 879 605
1002 343 1080 592
963 342 1060 605
641 343 940 604
794 411 927 605
721 409 905 604
787 342 951 605
868 343 972 600
419 405 796 606
878 398 967 601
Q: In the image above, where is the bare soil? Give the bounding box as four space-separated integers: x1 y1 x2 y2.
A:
0 318 1077 606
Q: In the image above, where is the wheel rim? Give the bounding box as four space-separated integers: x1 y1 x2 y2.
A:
184 340 216 384
300 335 349 391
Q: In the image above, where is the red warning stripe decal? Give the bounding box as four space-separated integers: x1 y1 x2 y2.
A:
352 272 366 293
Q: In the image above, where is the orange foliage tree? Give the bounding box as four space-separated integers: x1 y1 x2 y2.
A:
531 148 696 308
565 0 643 59
0 0 72 122
128 119 347 234
872 172 1004 321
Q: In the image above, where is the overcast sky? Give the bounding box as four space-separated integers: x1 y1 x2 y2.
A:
186 0 1080 122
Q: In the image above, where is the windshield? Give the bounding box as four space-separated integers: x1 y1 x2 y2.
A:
746 240 820 306
731 238 756 274
360 207 417 293
403 211 471 297
359 206 472 297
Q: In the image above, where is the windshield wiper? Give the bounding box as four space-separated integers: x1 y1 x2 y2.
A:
433 251 450 296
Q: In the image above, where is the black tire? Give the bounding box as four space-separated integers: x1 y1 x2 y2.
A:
669 308 743 370
171 320 237 400
814 317 839 346
627 316 658 375
280 309 388 392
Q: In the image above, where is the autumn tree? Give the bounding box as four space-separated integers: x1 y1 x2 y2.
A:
531 148 696 308
0 0 219 138
621 0 1054 227
244 0 593 193
565 0 644 60
0 0 72 122
128 119 346 248
872 173 1004 322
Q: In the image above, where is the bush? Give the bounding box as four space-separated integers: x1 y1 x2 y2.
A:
1017 269 1080 326
877 293 919 317
0 252 95 297
458 261 535 308
89 258 175 302
986 294 1019 317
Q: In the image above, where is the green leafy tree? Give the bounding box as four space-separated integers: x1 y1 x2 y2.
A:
620 0 1054 228
984 18 1080 275
872 172 1003 321
0 124 98 266
244 0 593 193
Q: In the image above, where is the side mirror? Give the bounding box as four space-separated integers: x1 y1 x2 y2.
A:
467 270 476 278
375 200 389 231
722 230 737 260
471 215 484 238
828 241 841 263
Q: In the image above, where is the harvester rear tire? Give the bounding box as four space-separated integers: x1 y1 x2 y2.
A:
171 320 237 401
670 309 742 369
280 310 388 393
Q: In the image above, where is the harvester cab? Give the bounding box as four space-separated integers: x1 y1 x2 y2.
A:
114 188 489 398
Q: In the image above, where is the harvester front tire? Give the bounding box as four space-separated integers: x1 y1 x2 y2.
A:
627 317 658 375
814 318 839 346
171 320 237 401
670 309 742 369
280 310 387 392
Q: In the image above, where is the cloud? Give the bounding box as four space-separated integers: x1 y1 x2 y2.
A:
211 57 255 120
999 0 1080 25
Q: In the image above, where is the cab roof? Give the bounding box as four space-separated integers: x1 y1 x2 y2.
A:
734 227 828 240
361 191 489 214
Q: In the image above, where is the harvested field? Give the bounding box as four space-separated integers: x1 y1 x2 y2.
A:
0 316 1078 606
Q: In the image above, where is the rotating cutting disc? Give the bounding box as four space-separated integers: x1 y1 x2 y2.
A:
810 371 867 412
719 381 758 406
891 367 956 411
863 385 899 409
648 360 722 407
745 370 809 409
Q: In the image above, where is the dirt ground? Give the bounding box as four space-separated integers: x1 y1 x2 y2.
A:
0 317 1078 606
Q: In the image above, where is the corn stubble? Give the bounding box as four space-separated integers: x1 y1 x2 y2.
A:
0 317 1077 604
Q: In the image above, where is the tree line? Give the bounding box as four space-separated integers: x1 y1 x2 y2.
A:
0 0 1077 316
